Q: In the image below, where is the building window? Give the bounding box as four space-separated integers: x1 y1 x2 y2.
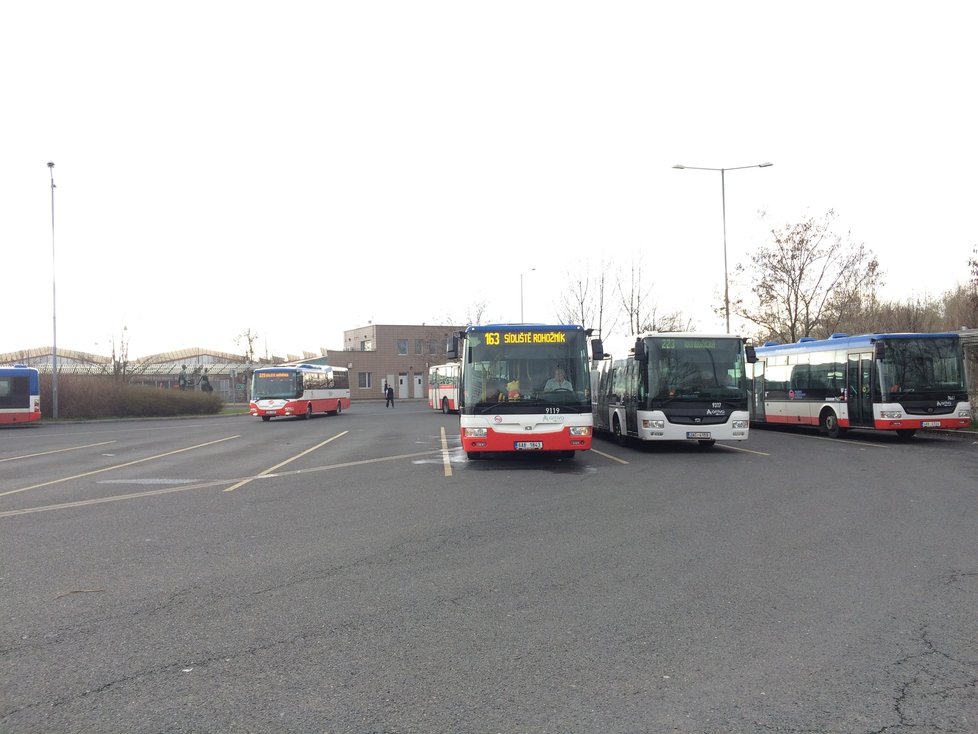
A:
360 340 372 352
428 339 439 355
415 339 423 355
397 339 408 356
358 372 372 389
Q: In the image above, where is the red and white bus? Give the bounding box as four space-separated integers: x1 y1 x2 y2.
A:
750 331 972 439
450 324 600 459
428 361 460 413
250 364 350 422
0 365 42 424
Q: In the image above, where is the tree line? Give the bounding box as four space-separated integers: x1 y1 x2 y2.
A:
552 210 978 345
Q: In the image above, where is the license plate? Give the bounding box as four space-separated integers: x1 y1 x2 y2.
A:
264 410 277 415
921 420 940 427
514 441 543 450
686 431 711 439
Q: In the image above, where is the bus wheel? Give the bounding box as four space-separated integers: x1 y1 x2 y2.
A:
559 450 576 460
261 416 271 422
304 404 313 420
467 451 484 461
698 439 716 447
442 397 450 414
896 429 916 440
820 410 841 438
613 416 627 447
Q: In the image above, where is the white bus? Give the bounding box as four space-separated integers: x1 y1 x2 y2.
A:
428 361 460 413
749 331 972 439
250 364 350 422
449 324 600 459
592 333 756 447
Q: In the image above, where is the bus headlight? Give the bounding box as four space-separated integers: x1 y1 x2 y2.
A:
960 411 971 418
732 420 749 429
880 410 903 419
642 420 665 429
569 426 591 436
464 428 488 438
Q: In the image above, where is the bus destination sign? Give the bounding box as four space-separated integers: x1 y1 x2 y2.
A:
485 331 568 346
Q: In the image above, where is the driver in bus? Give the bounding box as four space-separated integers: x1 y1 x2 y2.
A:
544 366 573 391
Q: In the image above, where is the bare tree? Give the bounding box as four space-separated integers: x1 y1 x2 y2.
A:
616 256 689 336
110 327 130 381
969 245 978 316
235 328 260 362
732 210 881 343
556 257 620 337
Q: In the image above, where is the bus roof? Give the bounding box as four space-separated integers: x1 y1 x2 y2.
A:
756 332 961 353
463 323 588 333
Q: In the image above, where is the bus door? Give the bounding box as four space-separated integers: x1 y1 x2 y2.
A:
846 352 875 427
750 360 766 422
624 360 640 436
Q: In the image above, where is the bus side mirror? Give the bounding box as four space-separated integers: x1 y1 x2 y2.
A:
591 338 604 360
745 345 757 364
874 342 885 360
446 335 459 360
633 338 647 363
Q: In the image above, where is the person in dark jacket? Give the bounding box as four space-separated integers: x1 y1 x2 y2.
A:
385 384 395 408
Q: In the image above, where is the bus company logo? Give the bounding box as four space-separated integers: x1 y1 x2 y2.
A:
493 415 503 423
706 408 726 416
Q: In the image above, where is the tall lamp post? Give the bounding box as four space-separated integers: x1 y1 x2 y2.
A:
520 268 536 323
672 162 772 333
47 162 59 419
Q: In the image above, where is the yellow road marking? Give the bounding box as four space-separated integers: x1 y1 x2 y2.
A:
223 431 348 492
0 436 239 498
590 448 630 464
0 441 117 463
440 426 453 477
0 449 442 517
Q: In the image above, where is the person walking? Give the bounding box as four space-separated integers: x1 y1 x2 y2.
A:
385 383 395 408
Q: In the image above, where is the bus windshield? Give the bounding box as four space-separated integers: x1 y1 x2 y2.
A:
646 336 747 400
879 337 966 394
253 371 299 399
464 330 590 408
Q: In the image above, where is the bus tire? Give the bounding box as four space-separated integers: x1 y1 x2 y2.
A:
820 409 841 438
467 451 484 461
559 450 576 459
613 416 627 447
442 397 450 414
896 429 916 440
261 416 271 422
698 439 716 447
304 404 313 420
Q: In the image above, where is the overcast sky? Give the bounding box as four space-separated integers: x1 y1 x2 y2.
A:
3 2 975 359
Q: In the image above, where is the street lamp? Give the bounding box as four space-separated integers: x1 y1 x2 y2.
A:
47 161 58 419
673 162 772 333
520 268 536 323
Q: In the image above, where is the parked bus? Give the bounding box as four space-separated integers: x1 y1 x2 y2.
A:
428 361 460 413
749 332 972 439
0 365 42 424
592 333 755 447
250 364 350 422
449 324 599 459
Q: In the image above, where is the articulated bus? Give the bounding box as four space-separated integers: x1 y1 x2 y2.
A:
449 324 599 459
250 364 350 421
750 332 972 438
428 361 460 413
0 365 42 424
591 333 755 447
